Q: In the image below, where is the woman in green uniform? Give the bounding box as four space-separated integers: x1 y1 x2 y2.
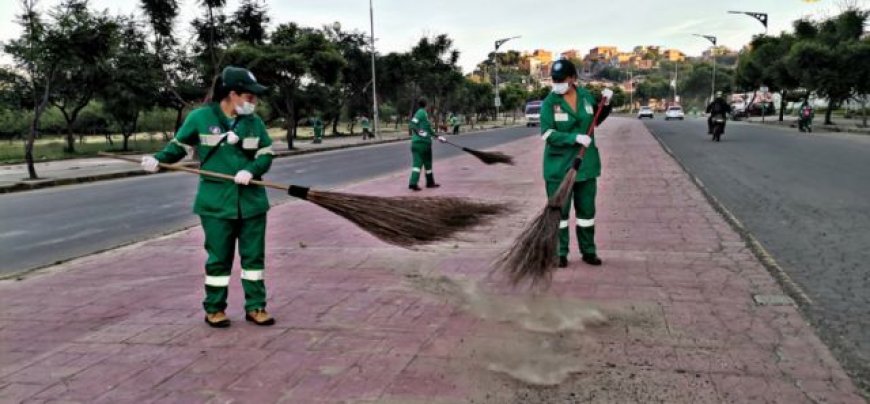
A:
408 98 447 191
539 59 613 268
141 66 276 328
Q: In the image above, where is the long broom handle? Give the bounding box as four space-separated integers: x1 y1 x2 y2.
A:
97 152 291 191
574 98 608 162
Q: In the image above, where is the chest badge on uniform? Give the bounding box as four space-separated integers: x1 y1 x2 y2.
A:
209 126 221 135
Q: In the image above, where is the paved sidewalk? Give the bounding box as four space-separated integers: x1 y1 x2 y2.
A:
0 118 864 403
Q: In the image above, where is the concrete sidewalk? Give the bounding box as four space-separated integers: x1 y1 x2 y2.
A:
0 118 863 403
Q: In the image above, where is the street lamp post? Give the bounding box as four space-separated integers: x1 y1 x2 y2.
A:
728 11 769 35
369 0 380 139
493 36 520 123
693 34 718 102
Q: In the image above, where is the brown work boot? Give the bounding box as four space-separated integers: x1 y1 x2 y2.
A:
204 311 231 328
245 309 275 326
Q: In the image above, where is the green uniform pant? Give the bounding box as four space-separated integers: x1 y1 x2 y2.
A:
200 214 267 314
409 142 435 186
545 179 597 257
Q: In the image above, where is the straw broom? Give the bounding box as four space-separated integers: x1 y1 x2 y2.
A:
439 139 514 165
496 99 606 286
100 152 507 247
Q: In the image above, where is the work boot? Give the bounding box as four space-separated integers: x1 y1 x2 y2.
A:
426 183 441 188
558 256 568 268
582 254 603 266
425 174 440 188
246 309 275 326
409 184 422 192
204 311 231 328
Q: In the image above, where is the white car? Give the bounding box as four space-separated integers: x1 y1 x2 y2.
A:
637 106 654 119
664 106 685 120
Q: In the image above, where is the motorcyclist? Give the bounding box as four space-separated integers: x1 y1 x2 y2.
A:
706 91 732 134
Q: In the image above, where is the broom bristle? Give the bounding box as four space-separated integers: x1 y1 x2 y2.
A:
463 148 515 165
496 205 563 286
550 168 578 208
306 190 508 247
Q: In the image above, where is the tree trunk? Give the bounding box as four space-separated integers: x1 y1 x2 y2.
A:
779 90 786 122
861 97 867 128
174 106 184 133
26 112 40 180
65 121 76 153
825 99 835 125
122 133 131 151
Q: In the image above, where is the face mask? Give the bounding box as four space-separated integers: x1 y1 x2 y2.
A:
235 101 256 115
552 83 570 95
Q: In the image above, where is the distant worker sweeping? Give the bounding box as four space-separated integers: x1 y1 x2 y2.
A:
408 98 447 191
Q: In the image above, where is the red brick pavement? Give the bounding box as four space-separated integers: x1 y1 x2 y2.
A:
0 118 863 403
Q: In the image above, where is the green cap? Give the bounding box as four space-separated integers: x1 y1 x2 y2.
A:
551 59 577 81
221 66 268 95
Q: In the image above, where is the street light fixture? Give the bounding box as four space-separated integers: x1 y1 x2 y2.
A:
693 34 718 102
728 11 769 35
493 36 520 122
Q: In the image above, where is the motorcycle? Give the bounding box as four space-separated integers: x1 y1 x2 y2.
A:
711 114 727 142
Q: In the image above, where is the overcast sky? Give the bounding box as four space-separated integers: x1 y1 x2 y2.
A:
1 0 865 73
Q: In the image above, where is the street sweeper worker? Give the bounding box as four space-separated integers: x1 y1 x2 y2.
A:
140 66 276 328
312 116 324 143
408 98 447 191
539 58 612 268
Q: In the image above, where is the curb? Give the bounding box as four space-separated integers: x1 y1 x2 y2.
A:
0 126 517 194
740 119 870 135
643 124 814 308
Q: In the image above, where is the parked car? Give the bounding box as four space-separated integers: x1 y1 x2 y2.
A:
637 106 654 119
664 106 685 120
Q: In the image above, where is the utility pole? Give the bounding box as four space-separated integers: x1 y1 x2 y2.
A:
493 36 520 123
369 0 380 139
728 11 769 35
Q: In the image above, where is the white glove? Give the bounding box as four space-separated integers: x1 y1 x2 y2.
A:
602 88 614 105
234 170 253 185
437 136 447 143
226 131 239 145
417 130 428 137
576 134 592 147
141 155 159 173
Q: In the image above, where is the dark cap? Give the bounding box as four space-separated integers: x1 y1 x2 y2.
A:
221 66 268 95
551 59 578 81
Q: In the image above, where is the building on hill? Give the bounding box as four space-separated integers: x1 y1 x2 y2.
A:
662 49 686 62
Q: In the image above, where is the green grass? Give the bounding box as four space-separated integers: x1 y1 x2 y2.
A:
0 135 170 165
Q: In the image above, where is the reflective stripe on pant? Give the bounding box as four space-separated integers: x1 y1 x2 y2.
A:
545 179 597 257
409 142 434 186
200 214 267 314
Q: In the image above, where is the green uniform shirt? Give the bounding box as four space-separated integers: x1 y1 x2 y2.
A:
155 103 275 219
360 117 371 130
312 118 324 136
409 108 433 145
540 87 600 183
449 115 459 127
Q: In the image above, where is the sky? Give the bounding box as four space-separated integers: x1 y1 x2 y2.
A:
0 0 866 73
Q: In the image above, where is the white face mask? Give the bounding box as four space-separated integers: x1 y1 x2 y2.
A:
552 82 571 95
235 101 256 115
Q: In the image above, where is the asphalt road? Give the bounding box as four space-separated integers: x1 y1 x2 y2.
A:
0 126 535 276
643 117 870 393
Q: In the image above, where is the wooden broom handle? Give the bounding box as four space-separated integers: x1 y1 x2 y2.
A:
98 152 291 191
576 98 607 160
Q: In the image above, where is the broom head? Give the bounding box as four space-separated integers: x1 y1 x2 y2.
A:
289 186 508 247
461 147 515 165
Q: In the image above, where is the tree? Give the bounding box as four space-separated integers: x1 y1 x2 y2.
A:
787 9 868 124
191 0 230 97
48 0 118 152
323 23 370 135
100 16 160 151
141 0 203 136
225 23 344 149
231 0 269 45
4 0 70 179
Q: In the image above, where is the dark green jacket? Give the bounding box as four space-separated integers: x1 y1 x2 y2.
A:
540 87 611 182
